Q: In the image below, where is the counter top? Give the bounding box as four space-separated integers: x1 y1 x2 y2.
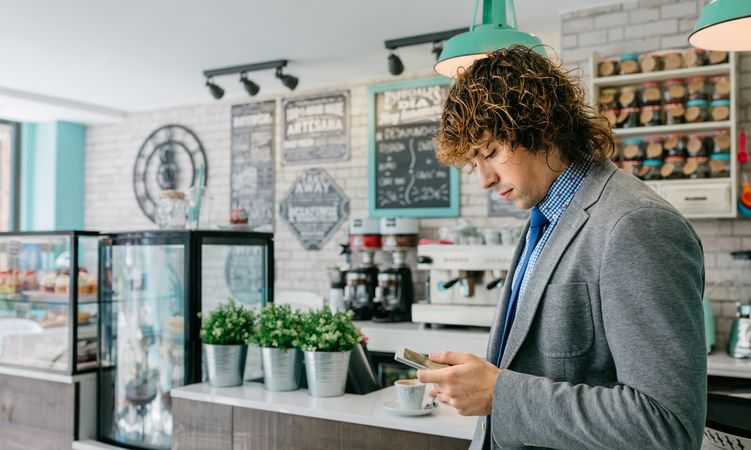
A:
0 364 96 384
708 353 751 379
171 382 476 440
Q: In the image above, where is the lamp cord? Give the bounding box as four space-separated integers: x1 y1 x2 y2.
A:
470 0 479 31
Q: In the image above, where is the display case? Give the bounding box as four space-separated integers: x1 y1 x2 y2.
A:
97 230 274 450
0 231 100 374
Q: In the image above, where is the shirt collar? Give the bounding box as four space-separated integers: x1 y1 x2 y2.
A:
536 158 593 223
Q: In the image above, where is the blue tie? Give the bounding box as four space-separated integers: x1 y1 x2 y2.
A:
496 206 549 366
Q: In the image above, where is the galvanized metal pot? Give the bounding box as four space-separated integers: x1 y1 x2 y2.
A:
304 349 351 397
204 343 248 387
261 347 302 391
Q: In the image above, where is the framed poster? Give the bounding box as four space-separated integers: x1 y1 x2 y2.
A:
281 91 350 165
230 101 276 231
368 77 459 218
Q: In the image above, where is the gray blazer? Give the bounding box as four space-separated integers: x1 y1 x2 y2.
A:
470 162 706 450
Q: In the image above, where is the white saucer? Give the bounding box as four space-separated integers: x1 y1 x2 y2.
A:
382 400 438 416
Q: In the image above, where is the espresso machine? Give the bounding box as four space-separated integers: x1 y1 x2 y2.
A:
344 218 381 320
412 244 516 327
372 218 418 322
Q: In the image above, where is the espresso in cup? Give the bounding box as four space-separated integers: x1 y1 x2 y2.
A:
394 379 426 410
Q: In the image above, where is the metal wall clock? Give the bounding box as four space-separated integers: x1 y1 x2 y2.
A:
133 124 208 222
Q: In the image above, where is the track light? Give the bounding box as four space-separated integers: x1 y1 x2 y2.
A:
275 67 298 91
432 42 443 61
206 78 224 99
240 73 260 96
388 53 404 75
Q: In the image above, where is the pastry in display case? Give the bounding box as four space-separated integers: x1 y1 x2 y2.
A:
97 230 274 450
0 231 100 374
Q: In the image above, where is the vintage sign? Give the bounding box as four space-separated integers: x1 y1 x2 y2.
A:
282 91 350 165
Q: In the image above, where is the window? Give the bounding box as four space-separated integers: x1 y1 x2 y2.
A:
0 120 20 231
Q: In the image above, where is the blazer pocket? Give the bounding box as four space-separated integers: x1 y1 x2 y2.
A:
535 281 594 358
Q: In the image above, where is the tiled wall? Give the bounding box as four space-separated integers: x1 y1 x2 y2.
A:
562 0 749 347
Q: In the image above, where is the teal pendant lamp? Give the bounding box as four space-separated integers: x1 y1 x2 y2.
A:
689 0 751 51
435 0 545 77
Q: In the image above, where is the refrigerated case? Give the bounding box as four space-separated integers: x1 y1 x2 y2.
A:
0 231 100 374
97 230 274 449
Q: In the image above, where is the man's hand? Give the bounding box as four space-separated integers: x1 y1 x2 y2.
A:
416 352 500 416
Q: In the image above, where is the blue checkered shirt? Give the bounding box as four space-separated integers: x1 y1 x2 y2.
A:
512 159 593 297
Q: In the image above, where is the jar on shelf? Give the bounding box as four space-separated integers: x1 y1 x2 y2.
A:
664 102 686 125
711 130 731 155
640 52 663 73
710 75 731 100
640 81 662 106
598 56 620 77
686 134 710 157
684 157 711 179
663 134 687 157
685 99 709 123
156 190 187 229
622 138 646 160
708 51 729 65
640 105 663 127
687 76 709 101
662 79 687 104
618 86 639 108
639 159 663 181
602 108 618 128
599 88 619 110
645 136 664 160
619 54 640 75
662 50 683 71
661 156 687 179
683 48 707 68
621 160 642 177
709 153 731 178
619 107 641 128
710 99 731 122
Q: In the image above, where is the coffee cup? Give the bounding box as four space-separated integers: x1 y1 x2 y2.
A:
394 379 426 410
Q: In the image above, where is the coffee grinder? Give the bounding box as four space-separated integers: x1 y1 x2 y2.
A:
373 218 418 322
345 218 381 320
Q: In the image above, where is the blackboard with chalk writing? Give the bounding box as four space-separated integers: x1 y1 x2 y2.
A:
368 77 459 218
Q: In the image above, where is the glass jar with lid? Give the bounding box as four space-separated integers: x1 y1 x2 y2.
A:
597 56 619 77
710 75 731 100
661 156 687 179
662 79 686 104
640 105 663 127
156 190 187 229
619 54 640 75
662 50 683 70
621 160 642 178
664 103 685 125
686 134 710 158
599 88 619 110
710 99 731 122
619 107 641 129
663 134 687 157
684 157 711 179
618 86 639 108
708 51 729 65
687 76 709 101
712 130 731 155
639 159 663 181
683 48 707 68
601 109 618 128
622 138 646 160
640 81 662 106
709 153 731 178
639 53 663 73
685 100 709 123
645 136 664 160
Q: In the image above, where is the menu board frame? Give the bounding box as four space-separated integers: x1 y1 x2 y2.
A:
367 77 459 218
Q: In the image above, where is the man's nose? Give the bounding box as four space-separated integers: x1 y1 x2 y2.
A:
476 163 498 190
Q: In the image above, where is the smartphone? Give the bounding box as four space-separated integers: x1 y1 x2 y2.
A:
394 347 449 370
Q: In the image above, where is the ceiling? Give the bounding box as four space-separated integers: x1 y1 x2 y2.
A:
0 0 613 123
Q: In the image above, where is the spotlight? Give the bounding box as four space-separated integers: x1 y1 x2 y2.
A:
388 53 404 75
240 73 260 96
432 42 443 61
275 67 299 90
206 78 224 99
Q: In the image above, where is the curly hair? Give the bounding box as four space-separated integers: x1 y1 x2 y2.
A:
436 45 614 168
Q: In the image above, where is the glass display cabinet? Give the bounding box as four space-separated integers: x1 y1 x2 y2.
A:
0 231 100 374
97 230 274 450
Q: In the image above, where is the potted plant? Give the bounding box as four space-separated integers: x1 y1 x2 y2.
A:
254 304 304 391
199 299 255 387
299 308 361 397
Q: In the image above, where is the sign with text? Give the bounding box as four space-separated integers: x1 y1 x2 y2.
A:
279 168 349 250
282 91 350 165
368 78 459 217
230 101 276 231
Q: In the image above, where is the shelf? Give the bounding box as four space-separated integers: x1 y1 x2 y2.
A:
613 121 732 137
644 177 731 189
708 352 751 379
0 292 97 304
592 63 730 87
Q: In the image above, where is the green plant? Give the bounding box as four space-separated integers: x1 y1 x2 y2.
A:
253 304 303 350
199 298 255 345
299 308 361 352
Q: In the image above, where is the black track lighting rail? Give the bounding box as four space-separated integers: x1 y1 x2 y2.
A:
384 28 466 50
203 59 288 79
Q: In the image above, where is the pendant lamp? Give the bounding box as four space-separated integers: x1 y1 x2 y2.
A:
435 0 545 78
689 0 751 51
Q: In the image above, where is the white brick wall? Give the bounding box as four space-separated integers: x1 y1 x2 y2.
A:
562 0 750 348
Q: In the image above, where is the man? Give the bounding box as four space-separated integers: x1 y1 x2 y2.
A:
417 46 706 450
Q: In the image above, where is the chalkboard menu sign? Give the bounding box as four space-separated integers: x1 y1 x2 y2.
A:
282 91 350 165
368 77 459 218
488 190 530 219
230 101 276 231
279 168 349 250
